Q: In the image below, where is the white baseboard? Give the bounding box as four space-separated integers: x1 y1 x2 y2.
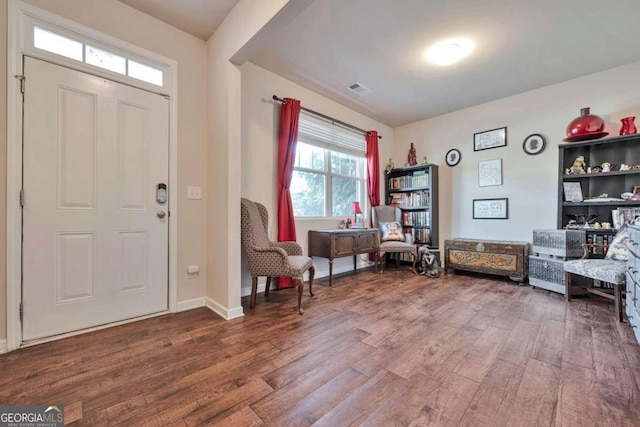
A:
176 297 206 312
205 297 245 320
0 339 7 354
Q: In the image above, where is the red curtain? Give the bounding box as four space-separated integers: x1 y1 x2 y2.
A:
366 131 380 262
276 98 301 289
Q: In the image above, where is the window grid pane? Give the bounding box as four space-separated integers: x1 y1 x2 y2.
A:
291 171 326 217
85 45 126 75
34 27 83 62
128 60 163 86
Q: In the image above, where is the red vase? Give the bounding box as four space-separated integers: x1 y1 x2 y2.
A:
620 116 637 135
566 107 605 138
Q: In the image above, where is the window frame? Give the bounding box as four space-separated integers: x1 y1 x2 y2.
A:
292 141 367 220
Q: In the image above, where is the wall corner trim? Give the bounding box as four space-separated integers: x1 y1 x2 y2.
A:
0 339 7 355
205 297 245 320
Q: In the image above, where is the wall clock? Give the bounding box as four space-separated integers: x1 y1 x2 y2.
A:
445 148 461 166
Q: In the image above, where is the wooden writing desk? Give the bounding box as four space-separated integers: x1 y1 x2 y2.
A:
308 228 380 286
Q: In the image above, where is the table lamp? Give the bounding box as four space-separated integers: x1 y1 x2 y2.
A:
351 201 362 227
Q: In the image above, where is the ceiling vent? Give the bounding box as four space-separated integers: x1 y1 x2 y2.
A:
346 81 372 97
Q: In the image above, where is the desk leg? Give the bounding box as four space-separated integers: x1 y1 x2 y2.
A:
353 255 357 272
329 260 333 287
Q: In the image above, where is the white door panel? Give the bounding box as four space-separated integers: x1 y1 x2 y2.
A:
23 57 169 341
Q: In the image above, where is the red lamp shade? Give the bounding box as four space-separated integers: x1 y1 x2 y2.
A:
350 201 362 215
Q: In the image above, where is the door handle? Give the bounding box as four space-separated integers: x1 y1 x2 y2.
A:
157 211 166 219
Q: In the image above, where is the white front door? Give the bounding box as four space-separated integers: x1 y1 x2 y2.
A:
22 57 169 341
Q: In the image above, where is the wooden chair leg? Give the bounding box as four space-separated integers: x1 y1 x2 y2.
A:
293 276 304 315
308 266 315 296
379 253 385 274
264 277 271 297
411 252 417 274
250 276 258 308
615 284 623 322
565 271 572 301
396 255 400 268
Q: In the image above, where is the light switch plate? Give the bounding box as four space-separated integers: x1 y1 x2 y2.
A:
187 186 202 200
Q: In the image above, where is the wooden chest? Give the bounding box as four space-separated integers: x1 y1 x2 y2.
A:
444 238 529 282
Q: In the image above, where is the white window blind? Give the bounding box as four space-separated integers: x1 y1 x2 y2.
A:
298 115 366 156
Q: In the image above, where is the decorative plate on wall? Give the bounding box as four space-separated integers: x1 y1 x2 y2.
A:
522 133 546 155
446 148 461 166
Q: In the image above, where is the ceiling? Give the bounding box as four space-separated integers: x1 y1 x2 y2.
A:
118 0 240 41
118 0 640 127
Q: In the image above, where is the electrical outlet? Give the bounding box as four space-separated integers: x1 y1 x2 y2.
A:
187 186 202 200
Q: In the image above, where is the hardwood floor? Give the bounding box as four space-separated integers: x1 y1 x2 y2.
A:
2 270 640 426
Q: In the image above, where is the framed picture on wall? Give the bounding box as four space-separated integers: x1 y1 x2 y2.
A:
473 198 509 219
474 127 507 151
478 159 502 187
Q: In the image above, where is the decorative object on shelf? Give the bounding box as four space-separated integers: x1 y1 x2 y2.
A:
565 155 587 175
478 159 502 187
522 133 546 155
473 198 508 219
384 158 394 174
620 164 631 171
566 213 599 227
602 222 612 229
563 107 609 142
350 201 362 227
627 185 640 201
583 194 624 202
421 156 428 165
474 127 507 151
621 192 634 200
563 182 583 202
407 143 417 166
445 148 461 166
620 116 637 135
590 165 602 173
601 162 613 172
338 219 346 229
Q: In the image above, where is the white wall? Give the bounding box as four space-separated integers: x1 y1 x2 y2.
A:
394 61 640 249
240 61 394 293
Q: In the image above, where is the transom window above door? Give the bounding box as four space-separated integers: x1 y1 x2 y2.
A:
32 26 164 87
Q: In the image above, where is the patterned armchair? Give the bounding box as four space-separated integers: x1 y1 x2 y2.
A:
371 205 417 273
240 198 315 314
564 227 628 322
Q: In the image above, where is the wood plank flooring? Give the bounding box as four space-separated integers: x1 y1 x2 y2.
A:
2 270 640 426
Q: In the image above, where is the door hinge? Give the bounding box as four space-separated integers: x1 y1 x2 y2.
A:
20 190 24 208
19 303 23 322
14 75 25 94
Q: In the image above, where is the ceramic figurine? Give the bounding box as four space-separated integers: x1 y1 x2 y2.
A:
591 165 602 173
620 163 631 171
601 162 612 172
569 156 587 174
407 143 417 166
385 158 394 174
587 167 592 173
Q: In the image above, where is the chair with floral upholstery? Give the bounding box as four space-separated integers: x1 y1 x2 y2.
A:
240 198 315 314
371 205 417 273
564 226 628 321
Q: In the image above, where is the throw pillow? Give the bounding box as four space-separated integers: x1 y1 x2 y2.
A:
605 224 629 261
379 221 405 242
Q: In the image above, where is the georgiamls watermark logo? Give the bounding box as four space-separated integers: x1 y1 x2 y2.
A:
0 405 64 427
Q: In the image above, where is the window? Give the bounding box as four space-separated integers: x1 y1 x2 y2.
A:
291 118 366 218
32 26 164 87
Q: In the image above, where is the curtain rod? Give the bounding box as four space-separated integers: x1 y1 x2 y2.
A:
272 95 382 140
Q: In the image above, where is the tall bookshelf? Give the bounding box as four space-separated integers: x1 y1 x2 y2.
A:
385 164 439 249
558 133 640 256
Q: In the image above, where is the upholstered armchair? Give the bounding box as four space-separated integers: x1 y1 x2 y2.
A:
564 227 628 321
240 198 315 314
371 205 417 273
